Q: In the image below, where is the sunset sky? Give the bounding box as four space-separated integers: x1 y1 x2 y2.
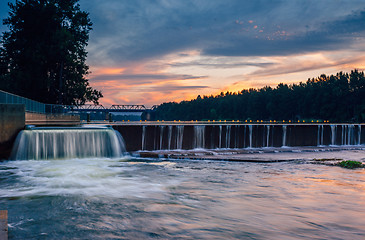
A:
1 0 365 107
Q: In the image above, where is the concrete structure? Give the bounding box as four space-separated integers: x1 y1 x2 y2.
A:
26 112 80 125
0 104 80 159
0 104 25 159
112 123 365 152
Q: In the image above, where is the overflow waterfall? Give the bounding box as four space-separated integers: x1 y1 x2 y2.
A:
114 124 364 151
11 127 126 160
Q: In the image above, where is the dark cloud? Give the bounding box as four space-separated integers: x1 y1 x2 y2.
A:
79 0 365 65
2 1 364 62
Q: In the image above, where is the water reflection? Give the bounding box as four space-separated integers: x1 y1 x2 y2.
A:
1 155 365 239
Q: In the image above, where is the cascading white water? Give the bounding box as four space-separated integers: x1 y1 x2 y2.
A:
243 126 246 148
347 124 355 145
219 125 222 148
330 125 336 145
11 126 126 160
193 126 205 148
248 125 253 148
266 125 270 147
167 126 173 149
226 125 231 148
358 124 361 145
141 126 146 150
317 125 324 146
341 125 346 145
282 125 287 147
159 126 165 150
176 126 184 149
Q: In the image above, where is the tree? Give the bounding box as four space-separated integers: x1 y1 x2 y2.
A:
0 0 102 105
155 70 365 123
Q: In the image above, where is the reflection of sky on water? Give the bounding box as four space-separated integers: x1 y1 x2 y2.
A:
1 154 365 239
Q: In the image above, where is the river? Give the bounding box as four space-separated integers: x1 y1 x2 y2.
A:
1 150 365 239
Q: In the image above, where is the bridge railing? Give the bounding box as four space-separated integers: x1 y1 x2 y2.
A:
0 90 46 113
0 90 156 116
0 90 77 114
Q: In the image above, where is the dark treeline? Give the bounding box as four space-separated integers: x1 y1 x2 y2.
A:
155 70 365 122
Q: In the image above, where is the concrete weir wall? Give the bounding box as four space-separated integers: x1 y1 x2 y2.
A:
113 124 365 152
0 104 25 159
26 112 80 125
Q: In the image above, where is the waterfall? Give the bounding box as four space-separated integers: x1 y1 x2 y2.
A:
141 126 146 150
11 126 126 160
358 124 362 145
243 125 246 148
176 126 184 149
248 125 253 148
167 126 173 149
234 126 238 148
219 125 222 148
317 125 324 146
193 126 205 148
266 125 270 147
226 125 231 148
159 126 165 150
341 125 345 145
282 125 287 147
347 124 356 145
330 125 336 145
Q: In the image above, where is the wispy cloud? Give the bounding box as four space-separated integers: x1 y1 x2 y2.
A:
90 73 207 82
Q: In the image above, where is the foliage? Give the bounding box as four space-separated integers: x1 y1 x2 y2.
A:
0 0 102 105
337 160 363 169
155 70 365 122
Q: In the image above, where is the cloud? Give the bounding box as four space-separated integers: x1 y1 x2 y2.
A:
2 0 365 106
148 84 209 92
90 73 207 82
169 60 274 69
249 54 365 77
80 0 365 65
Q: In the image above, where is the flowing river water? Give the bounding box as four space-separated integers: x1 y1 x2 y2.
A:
1 126 365 239
1 151 365 239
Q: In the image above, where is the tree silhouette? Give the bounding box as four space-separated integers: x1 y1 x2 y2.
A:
0 0 102 105
155 70 365 123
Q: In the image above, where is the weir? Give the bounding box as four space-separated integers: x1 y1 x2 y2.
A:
113 124 365 151
10 126 126 160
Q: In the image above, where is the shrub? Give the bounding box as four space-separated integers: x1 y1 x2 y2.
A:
337 160 363 169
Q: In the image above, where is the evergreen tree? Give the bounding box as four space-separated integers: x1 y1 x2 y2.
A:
155 70 365 123
0 0 102 105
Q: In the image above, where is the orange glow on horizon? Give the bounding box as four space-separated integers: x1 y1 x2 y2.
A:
88 50 365 107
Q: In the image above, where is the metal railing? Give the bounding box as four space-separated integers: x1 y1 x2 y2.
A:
0 90 46 113
0 90 157 116
0 90 79 115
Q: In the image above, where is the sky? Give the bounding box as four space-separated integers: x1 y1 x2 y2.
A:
1 0 365 107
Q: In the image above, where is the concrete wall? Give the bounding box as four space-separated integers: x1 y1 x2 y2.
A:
26 112 80 126
113 124 365 152
0 104 25 159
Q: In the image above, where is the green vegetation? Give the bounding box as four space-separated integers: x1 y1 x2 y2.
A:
337 160 363 169
0 0 102 105
155 70 365 122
